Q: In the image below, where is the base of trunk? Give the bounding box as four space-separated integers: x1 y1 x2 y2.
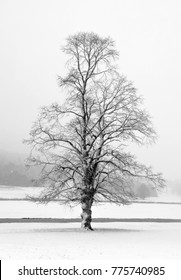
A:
81 206 93 231
81 224 94 231
80 188 94 231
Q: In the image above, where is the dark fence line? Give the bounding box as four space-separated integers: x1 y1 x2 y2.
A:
1 218 181 223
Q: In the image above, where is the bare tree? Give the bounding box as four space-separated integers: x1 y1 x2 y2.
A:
25 32 164 230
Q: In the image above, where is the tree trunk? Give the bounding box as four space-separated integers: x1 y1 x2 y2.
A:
80 190 94 231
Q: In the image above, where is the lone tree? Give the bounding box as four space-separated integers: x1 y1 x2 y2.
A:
25 32 164 230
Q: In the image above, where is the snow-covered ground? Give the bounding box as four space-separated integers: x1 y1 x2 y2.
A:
1 185 181 219
1 222 181 260
1 186 181 260
0 185 42 199
1 201 181 219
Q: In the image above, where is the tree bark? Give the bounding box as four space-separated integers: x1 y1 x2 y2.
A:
80 190 94 231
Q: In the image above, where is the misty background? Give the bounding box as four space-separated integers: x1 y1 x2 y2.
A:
0 0 181 195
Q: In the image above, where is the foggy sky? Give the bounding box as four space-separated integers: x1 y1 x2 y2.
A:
0 0 181 181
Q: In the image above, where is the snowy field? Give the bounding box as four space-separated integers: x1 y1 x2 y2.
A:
1 222 181 260
1 200 181 220
0 186 181 260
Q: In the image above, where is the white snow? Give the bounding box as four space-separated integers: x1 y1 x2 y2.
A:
1 186 181 260
0 185 42 199
0 222 181 260
0 201 181 219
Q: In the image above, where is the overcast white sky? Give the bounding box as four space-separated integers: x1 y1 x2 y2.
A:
0 0 181 181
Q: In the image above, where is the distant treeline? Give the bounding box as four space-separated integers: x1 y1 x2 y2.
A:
0 152 38 186
0 150 181 198
0 161 158 198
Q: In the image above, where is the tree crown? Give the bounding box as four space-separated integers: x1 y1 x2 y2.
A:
25 32 165 205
